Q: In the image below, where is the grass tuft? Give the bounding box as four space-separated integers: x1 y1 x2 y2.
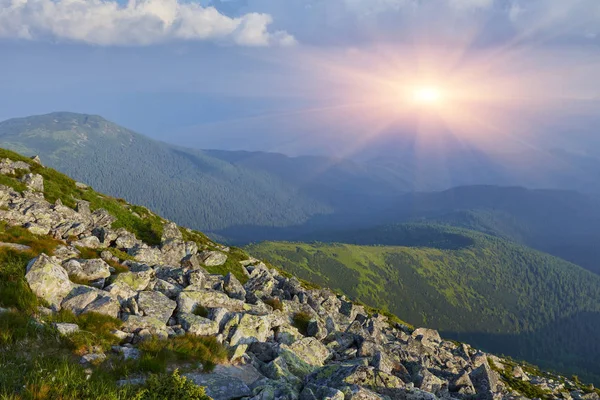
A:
292 311 312 336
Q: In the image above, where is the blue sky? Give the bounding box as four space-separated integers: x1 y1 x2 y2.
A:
1 0 600 156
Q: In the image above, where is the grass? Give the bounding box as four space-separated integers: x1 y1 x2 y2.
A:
46 310 123 355
292 311 312 336
264 298 284 312
202 247 250 284
136 335 228 373
0 249 43 313
0 223 61 256
489 358 552 399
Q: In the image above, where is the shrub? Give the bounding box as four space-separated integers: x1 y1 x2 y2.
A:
264 298 284 312
132 370 211 400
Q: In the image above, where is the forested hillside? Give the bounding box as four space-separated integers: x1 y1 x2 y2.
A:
247 224 600 383
0 112 408 232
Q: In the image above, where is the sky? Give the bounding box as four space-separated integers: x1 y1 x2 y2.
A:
2 0 600 158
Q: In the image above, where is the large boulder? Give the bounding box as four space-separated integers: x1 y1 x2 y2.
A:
136 291 176 323
21 173 44 192
185 370 251 400
161 222 182 243
199 251 228 267
469 362 499 399
111 264 154 291
223 273 246 300
62 259 111 282
229 314 271 346
25 254 73 310
61 285 120 318
178 313 219 336
286 337 330 367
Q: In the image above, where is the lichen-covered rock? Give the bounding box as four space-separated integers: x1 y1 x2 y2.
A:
21 173 44 192
229 314 271 346
137 291 176 323
161 222 182 243
25 254 73 310
288 337 330 366
61 285 120 318
53 322 80 336
121 315 169 339
62 258 111 282
184 371 251 400
199 250 227 266
178 312 219 336
177 290 245 313
470 362 499 399
223 272 246 300
111 264 153 291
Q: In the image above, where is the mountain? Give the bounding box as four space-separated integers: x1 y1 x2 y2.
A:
247 223 600 383
1 147 591 399
0 112 407 233
380 186 600 274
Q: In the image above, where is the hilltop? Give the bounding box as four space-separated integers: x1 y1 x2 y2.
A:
0 147 595 399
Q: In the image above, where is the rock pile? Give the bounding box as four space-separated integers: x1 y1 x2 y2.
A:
1 157 596 400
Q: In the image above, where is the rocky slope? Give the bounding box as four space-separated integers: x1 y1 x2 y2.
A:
0 149 597 400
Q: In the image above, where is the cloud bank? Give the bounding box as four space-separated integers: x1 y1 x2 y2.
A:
0 0 296 46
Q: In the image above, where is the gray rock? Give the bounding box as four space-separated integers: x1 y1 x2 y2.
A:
62 258 111 282
178 313 219 336
161 222 183 243
177 290 245 314
21 173 44 192
25 254 73 310
300 384 345 400
185 371 251 400
72 235 101 249
199 250 228 266
112 345 141 360
53 322 80 336
230 314 271 346
469 362 499 398
137 291 176 323
224 272 246 300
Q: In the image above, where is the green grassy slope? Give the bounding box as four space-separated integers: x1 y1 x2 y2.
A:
246 224 600 382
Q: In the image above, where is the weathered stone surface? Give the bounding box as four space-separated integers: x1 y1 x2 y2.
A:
53 322 80 336
25 254 73 310
288 337 330 366
62 259 111 282
223 272 246 300
199 250 227 266
470 362 499 398
161 222 182 243
229 314 271 346
137 291 176 323
185 371 251 400
21 173 44 192
111 264 153 291
61 285 120 318
178 313 219 336
177 290 245 313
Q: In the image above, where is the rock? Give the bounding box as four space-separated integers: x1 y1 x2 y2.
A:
105 282 138 304
137 291 176 323
128 246 162 265
185 371 251 400
287 337 330 366
61 285 120 318
177 290 245 314
161 222 182 243
0 242 31 252
62 259 111 282
309 364 403 393
178 313 220 336
230 344 248 362
418 369 446 394
121 315 169 339
470 362 499 398
80 353 106 365
72 235 101 249
111 264 153 291
199 250 228 266
112 345 141 360
230 314 271 346
25 254 73 310
300 384 345 400
75 182 89 189
31 155 42 165
412 328 442 348
21 173 44 192
223 273 246 300
449 371 476 395
53 322 80 336
181 254 204 270
24 222 50 236
149 279 182 299
512 365 530 381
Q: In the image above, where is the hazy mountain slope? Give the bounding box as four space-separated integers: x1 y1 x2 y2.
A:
381 186 600 273
0 112 407 232
247 223 600 382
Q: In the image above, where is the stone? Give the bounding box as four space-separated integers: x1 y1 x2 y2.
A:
450 371 476 395
229 314 271 346
412 328 442 348
137 291 177 323
288 337 330 366
75 182 89 189
0 242 31 252
21 173 44 192
53 322 80 336
112 345 141 360
223 273 246 300
80 353 106 365
61 285 120 318
178 313 220 336
199 250 228 266
105 282 138 304
149 279 182 299
128 246 162 265
31 155 42 165
62 258 111 282
177 290 245 314
300 384 345 400
111 265 153 291
25 254 73 310
121 315 169 339
185 371 251 400
470 362 499 397
72 235 101 249
161 222 182 243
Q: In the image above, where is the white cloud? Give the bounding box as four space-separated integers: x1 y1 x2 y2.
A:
0 0 295 46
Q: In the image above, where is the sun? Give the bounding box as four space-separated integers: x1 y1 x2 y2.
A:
412 86 443 105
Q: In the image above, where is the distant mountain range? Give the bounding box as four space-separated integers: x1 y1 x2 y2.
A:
3 112 600 275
